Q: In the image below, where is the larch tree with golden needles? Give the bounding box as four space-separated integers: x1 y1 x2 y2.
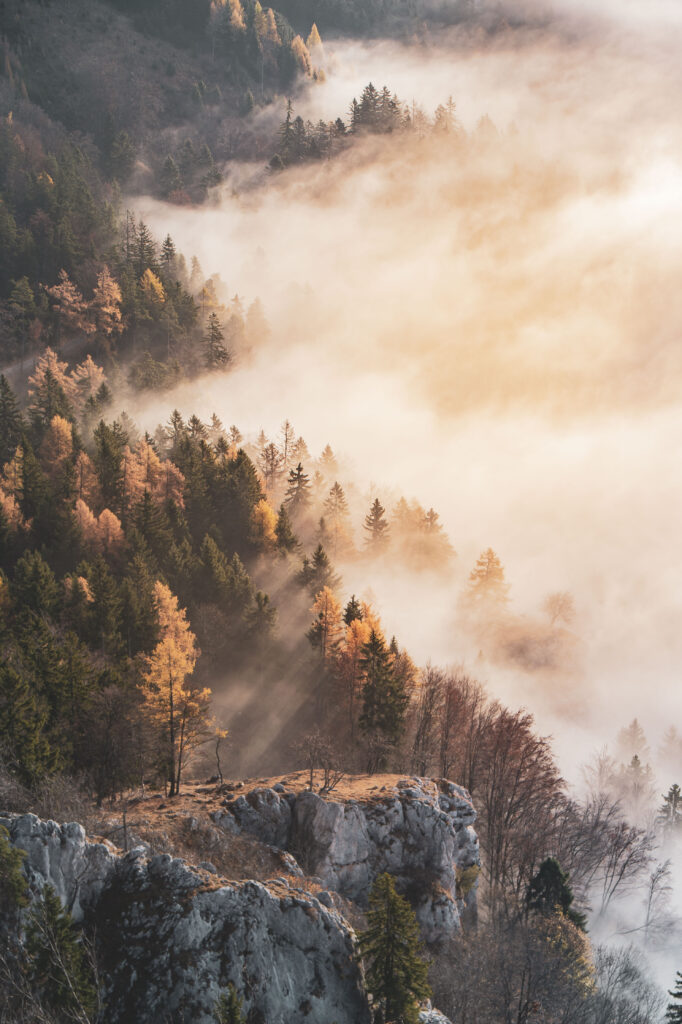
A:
144 582 211 796
92 265 122 340
45 270 94 340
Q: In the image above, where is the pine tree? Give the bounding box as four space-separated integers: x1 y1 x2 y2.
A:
364 498 390 553
666 972 682 1023
526 857 587 931
358 873 431 1024
26 886 97 1021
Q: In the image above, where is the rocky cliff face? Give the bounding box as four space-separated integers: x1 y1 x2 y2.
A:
2 775 475 1022
2 813 370 1024
216 776 480 946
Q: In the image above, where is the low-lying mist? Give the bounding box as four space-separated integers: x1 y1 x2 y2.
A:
131 0 682 787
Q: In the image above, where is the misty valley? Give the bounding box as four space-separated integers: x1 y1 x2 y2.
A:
0 0 682 1022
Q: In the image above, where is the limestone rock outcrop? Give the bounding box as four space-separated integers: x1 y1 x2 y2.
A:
2 813 370 1024
219 776 480 946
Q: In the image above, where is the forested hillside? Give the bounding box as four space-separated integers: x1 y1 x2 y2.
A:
1 0 682 1022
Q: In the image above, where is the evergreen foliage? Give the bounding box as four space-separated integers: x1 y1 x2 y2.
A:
358 872 431 1024
359 629 409 768
215 984 247 1023
0 824 28 922
526 857 587 931
25 886 98 1021
667 972 682 1023
364 498 390 553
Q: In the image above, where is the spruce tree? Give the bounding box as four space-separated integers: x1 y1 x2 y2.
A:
358 873 431 1024
660 784 682 838
0 664 56 787
364 498 390 553
0 374 24 466
161 234 177 273
26 886 97 1021
297 544 341 594
275 503 298 553
666 972 682 1023
13 550 59 617
359 630 409 765
0 824 28 925
526 857 587 931
284 462 312 518
344 594 363 625
160 155 183 198
204 312 230 368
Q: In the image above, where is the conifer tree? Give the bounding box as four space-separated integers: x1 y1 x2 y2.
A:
660 784 682 838
284 461 311 518
324 481 351 555
0 664 57 787
144 582 210 796
358 873 431 1024
160 155 183 198
0 374 24 466
0 824 28 925
30 366 74 433
204 311 230 368
467 547 510 607
13 550 59 617
666 972 682 1023
244 590 277 638
92 267 122 341
344 594 363 625
275 503 298 553
297 544 341 594
359 629 409 768
364 497 390 553
215 984 247 1023
161 234 177 273
307 586 343 665
526 857 587 931
45 270 94 340
134 221 158 276
259 441 283 492
26 886 97 1021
